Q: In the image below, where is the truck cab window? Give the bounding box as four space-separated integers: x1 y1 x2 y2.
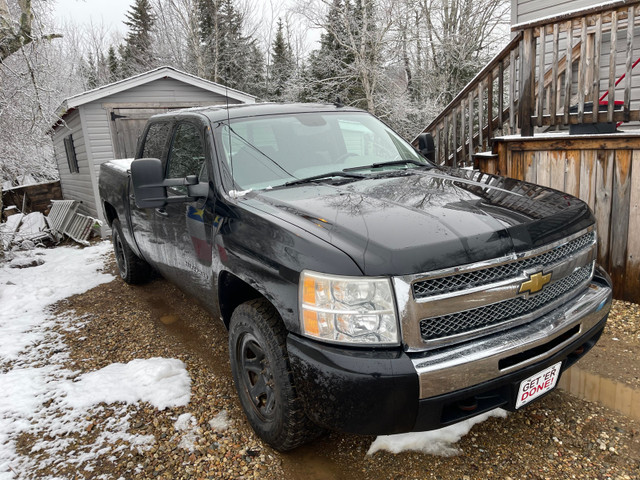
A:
141 122 171 161
167 122 207 193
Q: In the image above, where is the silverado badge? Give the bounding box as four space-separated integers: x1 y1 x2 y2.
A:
519 271 552 295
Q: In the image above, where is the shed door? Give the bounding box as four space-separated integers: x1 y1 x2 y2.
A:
110 108 169 159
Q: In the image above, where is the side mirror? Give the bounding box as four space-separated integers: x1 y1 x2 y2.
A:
417 133 435 162
131 158 167 208
131 158 209 209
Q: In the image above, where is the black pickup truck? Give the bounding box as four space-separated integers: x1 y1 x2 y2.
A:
99 103 612 451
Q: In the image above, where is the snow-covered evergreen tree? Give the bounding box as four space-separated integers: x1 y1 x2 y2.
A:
121 0 157 76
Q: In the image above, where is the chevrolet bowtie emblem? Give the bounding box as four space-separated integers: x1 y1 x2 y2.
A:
519 271 552 295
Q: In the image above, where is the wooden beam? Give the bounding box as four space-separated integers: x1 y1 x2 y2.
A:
496 135 640 152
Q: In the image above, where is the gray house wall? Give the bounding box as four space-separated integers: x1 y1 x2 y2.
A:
51 109 96 216
511 0 605 25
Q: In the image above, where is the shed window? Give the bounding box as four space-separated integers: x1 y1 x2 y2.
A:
63 135 79 174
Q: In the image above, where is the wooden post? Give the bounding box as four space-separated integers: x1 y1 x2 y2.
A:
563 21 574 124
498 61 504 135
468 92 474 161
537 28 546 127
625 6 635 122
435 125 441 164
607 10 618 122
461 98 467 165
509 48 517 134
479 83 485 150
444 116 450 165
453 108 458 167
592 14 603 123
519 28 536 136
578 17 588 123
551 23 560 126
487 70 494 145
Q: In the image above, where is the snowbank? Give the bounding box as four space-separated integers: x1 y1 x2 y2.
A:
0 244 193 479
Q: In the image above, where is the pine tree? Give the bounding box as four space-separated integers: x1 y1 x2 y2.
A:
197 0 265 97
107 46 119 83
198 0 220 81
121 0 156 76
307 0 359 105
269 18 294 100
83 52 98 89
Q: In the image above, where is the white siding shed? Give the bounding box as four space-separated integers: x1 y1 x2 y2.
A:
50 66 255 225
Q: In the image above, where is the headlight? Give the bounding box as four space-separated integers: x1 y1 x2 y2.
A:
299 270 399 346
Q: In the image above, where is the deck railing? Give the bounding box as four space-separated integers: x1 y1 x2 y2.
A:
417 0 640 167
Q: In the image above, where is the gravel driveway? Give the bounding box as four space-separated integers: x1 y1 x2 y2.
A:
21 255 640 479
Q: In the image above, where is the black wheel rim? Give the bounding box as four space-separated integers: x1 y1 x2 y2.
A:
236 332 276 421
113 231 127 278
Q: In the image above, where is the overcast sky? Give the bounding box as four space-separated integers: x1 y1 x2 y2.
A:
53 0 132 34
51 0 321 53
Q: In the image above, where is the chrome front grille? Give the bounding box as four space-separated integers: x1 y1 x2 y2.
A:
393 227 597 352
419 262 594 341
412 231 595 299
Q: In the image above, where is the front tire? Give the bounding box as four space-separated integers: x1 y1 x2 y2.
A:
229 298 318 451
111 218 152 284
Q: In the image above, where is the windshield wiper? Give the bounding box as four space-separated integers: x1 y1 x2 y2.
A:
283 171 366 187
344 159 433 171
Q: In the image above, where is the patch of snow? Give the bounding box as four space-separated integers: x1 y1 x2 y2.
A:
17 212 46 235
108 158 134 173
63 358 191 411
229 188 253 198
0 242 113 361
174 413 199 452
0 243 193 478
367 409 508 457
175 412 195 431
209 410 230 432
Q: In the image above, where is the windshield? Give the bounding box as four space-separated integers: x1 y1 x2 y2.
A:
215 111 429 191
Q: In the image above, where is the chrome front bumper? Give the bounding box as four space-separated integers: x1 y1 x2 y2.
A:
410 280 611 399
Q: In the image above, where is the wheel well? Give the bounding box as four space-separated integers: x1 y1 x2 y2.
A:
103 202 118 227
218 271 264 329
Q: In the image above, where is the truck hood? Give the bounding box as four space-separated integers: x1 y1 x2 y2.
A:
243 168 594 276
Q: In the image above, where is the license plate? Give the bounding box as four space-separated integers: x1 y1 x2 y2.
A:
516 362 562 409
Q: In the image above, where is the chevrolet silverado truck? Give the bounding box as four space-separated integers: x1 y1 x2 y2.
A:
99 103 612 451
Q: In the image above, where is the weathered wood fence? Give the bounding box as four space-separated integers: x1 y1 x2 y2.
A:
418 0 640 167
476 134 640 302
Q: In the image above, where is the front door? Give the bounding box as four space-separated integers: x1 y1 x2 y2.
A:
151 120 216 298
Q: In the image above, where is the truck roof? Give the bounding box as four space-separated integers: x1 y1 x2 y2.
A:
152 102 365 123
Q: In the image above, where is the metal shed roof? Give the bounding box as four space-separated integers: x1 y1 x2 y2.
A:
55 66 255 114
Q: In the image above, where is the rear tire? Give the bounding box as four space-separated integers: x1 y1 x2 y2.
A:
229 298 319 451
111 218 152 284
